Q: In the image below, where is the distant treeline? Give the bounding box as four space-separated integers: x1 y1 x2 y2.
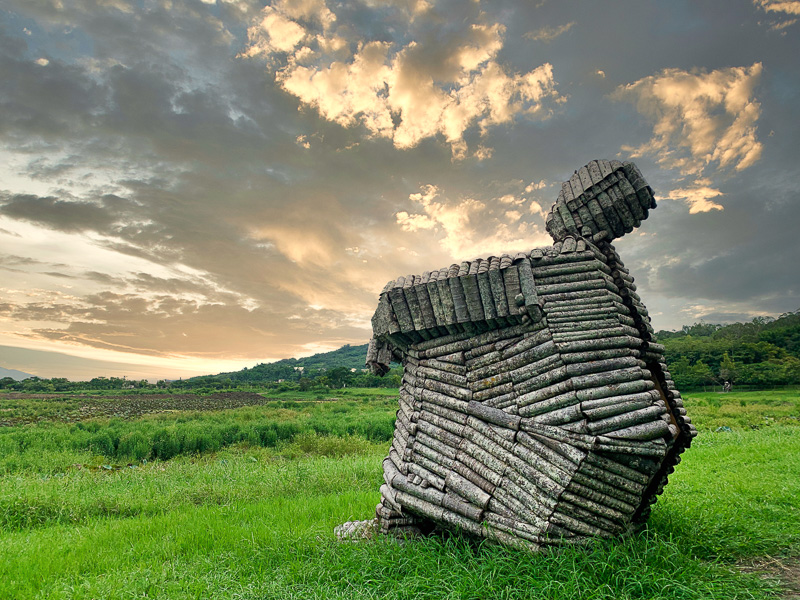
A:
0 343 400 393
658 309 800 389
2 310 799 393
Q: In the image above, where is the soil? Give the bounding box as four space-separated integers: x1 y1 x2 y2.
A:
0 392 282 425
738 557 800 599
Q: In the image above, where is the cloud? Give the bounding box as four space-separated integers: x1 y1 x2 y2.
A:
242 2 563 158
524 179 549 193
0 258 370 361
524 22 576 42
614 63 764 176
359 0 432 18
397 184 486 257
0 34 106 140
0 193 116 232
666 182 725 214
396 211 437 232
754 0 800 31
239 4 309 56
7 291 349 359
2 0 799 373
395 183 549 260
529 200 546 219
755 0 800 13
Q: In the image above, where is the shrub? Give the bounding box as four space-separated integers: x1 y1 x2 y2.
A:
179 427 221 455
220 424 241 445
278 432 378 459
88 432 116 456
152 428 180 460
362 418 395 442
0 435 17 456
117 431 151 460
275 422 301 442
241 425 262 447
253 424 278 447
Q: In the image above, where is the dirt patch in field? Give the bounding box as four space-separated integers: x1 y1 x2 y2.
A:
0 392 280 425
738 557 800 599
0 393 72 400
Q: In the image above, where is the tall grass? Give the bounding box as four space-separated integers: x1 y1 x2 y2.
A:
0 399 397 473
682 389 800 431
0 443 386 532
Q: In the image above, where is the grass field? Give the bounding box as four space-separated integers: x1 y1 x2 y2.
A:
1 389 799 599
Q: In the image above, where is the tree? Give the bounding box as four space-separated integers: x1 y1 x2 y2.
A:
327 367 353 389
0 377 19 390
681 322 722 337
782 356 800 384
689 360 716 388
719 352 738 384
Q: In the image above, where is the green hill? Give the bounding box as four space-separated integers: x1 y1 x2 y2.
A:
198 343 373 385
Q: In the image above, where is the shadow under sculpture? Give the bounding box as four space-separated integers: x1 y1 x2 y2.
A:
340 160 697 551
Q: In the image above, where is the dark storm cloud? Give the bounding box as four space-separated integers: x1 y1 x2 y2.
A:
633 169 800 306
0 25 105 141
0 193 115 232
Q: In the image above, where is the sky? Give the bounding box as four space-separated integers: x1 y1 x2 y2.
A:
0 0 798 381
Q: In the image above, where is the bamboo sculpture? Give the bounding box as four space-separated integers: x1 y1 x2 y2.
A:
336 160 696 550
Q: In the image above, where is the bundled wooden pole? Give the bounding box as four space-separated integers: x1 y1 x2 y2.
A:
347 159 694 550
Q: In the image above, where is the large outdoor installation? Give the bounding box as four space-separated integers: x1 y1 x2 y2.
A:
343 160 696 550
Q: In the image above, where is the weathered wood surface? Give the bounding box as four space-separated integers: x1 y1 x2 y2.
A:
346 160 696 549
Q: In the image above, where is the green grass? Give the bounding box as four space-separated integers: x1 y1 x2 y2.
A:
0 387 399 425
682 389 800 431
261 387 401 399
0 390 799 598
0 438 386 532
0 397 398 473
2 429 798 599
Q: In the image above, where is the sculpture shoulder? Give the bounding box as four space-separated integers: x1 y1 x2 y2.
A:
370 234 614 346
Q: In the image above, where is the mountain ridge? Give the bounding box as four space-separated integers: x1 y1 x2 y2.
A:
0 366 35 381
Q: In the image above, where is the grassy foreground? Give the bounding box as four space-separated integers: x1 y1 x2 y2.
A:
1 390 799 599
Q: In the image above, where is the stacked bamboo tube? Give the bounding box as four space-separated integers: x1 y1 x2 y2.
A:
544 160 656 243
354 160 696 549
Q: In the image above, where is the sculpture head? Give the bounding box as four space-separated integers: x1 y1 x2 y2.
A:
545 160 656 243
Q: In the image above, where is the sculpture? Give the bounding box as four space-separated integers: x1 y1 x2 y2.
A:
338 160 696 550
